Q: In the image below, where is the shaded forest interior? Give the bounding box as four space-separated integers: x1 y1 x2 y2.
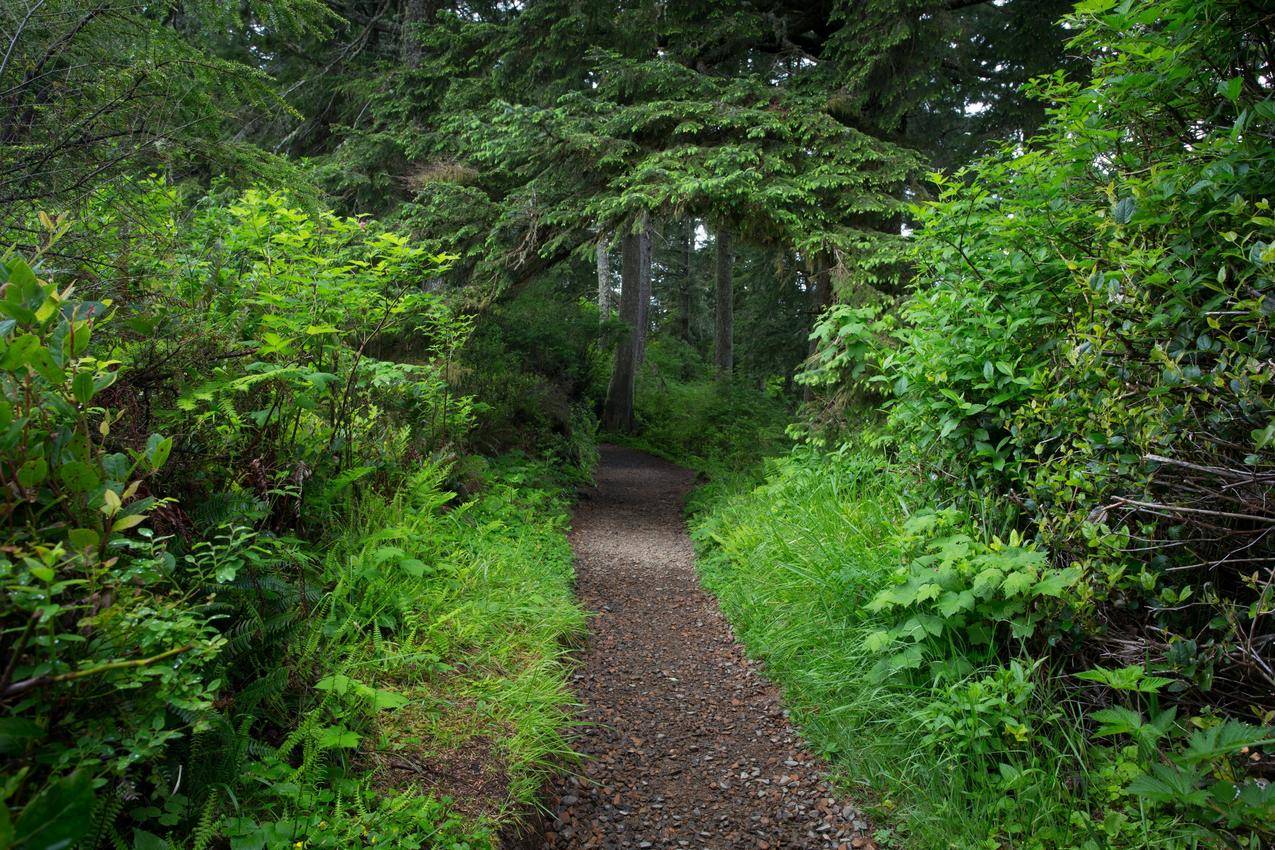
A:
1 1 1273 848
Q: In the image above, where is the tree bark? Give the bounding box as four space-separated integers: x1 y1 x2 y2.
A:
677 218 694 343
803 250 834 401
602 217 652 432
634 218 652 367
807 250 833 359
400 0 435 68
714 227 734 376
596 235 611 320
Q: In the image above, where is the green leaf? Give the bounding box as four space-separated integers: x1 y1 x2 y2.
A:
17 458 48 488
132 830 170 850
112 514 147 532
1112 196 1136 225
372 689 409 710
13 771 94 850
1 335 40 370
144 434 172 470
0 803 12 849
58 461 99 494
1092 707 1144 738
1033 566 1082 598
0 718 44 755
316 726 360 749
67 528 100 552
70 370 95 404
315 674 353 695
1001 569 1037 596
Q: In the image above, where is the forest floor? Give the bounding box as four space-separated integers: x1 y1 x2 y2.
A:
533 446 876 850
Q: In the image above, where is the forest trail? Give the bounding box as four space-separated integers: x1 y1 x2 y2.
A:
536 446 875 850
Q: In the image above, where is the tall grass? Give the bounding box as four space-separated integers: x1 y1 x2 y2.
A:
213 456 587 849
689 445 1193 849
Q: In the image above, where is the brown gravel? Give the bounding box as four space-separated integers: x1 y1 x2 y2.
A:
535 445 875 850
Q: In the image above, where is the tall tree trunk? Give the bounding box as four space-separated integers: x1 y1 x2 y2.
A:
714 227 734 376
807 250 833 359
602 217 652 432
677 218 694 343
633 217 652 367
596 235 611 320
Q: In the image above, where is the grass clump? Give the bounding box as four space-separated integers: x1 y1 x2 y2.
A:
190 455 585 850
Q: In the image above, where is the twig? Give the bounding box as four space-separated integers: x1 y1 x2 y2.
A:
1111 496 1275 525
1 644 193 699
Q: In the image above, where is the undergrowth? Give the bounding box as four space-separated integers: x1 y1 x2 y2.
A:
690 440 1267 849
609 336 790 477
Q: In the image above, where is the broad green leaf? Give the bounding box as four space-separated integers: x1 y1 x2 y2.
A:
13 771 94 850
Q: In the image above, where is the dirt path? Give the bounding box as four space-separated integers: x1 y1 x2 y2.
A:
537 446 874 850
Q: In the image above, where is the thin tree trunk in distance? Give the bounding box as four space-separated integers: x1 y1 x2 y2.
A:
596 236 611 320
714 227 734 376
602 218 651 432
678 218 693 343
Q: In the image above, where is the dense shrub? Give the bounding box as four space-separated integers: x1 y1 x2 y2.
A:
1 189 586 849
788 0 1275 844
693 442 1270 849
625 336 790 474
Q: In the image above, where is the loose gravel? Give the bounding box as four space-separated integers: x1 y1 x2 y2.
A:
535 446 876 850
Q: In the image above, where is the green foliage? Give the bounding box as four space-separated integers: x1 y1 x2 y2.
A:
785 2 1275 845
621 336 790 474
455 277 604 475
2 184 586 847
123 187 471 487
0 252 224 850
0 0 328 247
691 442 1275 849
865 512 1083 679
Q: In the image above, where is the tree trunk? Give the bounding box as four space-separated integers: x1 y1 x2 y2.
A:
634 217 652 367
807 250 833 359
677 218 694 343
803 250 834 401
602 217 652 432
714 227 734 376
400 0 435 67
596 236 611 320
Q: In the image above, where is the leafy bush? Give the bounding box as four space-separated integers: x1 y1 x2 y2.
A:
1 188 588 849
692 442 1272 849
782 1 1275 844
0 251 223 850
624 336 790 474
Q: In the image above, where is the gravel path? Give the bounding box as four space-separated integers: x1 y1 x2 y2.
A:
537 445 875 850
